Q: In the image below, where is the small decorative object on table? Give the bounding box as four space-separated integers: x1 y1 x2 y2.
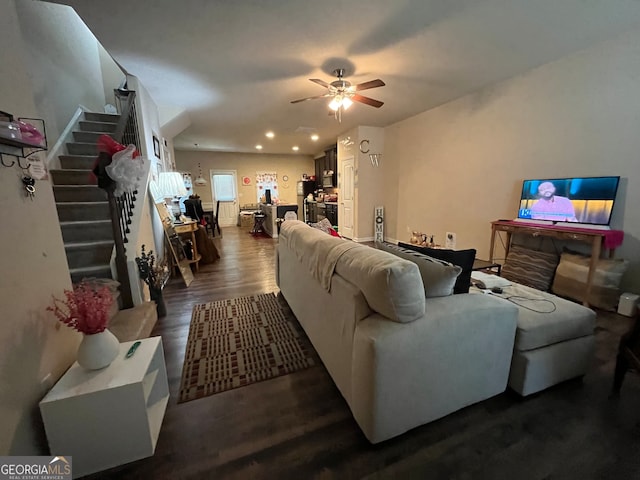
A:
47 280 119 370
135 245 169 317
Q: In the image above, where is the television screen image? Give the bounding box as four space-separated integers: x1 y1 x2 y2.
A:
517 176 620 226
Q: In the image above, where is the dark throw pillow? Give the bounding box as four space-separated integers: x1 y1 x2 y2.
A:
376 242 462 298
398 242 476 294
501 244 559 292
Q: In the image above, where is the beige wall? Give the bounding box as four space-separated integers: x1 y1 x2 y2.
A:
15 1 108 144
175 150 315 206
385 27 640 292
0 0 79 455
337 126 387 241
98 44 126 107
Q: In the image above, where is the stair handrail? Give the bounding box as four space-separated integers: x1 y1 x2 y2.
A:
105 89 139 309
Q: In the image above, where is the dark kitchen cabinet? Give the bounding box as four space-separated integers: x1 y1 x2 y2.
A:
324 145 337 186
314 157 324 188
325 203 338 226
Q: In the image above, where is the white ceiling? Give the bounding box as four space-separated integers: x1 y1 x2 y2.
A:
50 0 640 155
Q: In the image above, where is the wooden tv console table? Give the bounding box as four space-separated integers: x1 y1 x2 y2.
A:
489 220 624 308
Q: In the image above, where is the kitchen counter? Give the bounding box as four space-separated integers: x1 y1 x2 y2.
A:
259 204 298 238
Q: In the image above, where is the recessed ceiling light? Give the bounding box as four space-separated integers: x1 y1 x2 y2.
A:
255 144 263 150
310 134 319 141
292 146 299 151
265 131 275 138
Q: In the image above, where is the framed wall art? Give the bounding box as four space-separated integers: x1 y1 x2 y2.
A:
153 135 161 159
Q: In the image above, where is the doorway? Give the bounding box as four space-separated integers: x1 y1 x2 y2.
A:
211 170 239 227
339 156 355 239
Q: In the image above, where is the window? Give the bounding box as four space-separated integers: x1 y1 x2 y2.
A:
256 172 278 203
213 173 236 201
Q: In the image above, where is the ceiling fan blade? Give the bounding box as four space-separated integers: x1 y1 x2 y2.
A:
309 78 330 88
290 93 331 104
355 79 385 91
352 93 384 108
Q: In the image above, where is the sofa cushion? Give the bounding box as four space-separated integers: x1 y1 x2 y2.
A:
398 243 476 294
280 221 426 323
501 244 559 291
333 245 426 323
499 283 596 352
376 242 461 298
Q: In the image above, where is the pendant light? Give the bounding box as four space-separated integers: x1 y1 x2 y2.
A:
194 162 207 186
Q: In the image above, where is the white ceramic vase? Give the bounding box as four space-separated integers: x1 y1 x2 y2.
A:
76 329 120 370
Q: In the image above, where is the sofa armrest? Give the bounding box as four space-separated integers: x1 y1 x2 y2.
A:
350 293 518 443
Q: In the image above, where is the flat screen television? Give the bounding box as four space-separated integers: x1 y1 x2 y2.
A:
517 176 620 226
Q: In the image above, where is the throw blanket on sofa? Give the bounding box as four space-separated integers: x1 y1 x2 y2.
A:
280 221 360 291
313 241 361 291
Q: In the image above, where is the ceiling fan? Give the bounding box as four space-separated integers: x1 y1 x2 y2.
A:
291 69 385 119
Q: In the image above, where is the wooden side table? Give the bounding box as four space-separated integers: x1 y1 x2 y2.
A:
174 221 201 271
39 337 169 478
489 220 624 308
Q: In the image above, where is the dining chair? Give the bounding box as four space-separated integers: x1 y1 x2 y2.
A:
211 200 221 237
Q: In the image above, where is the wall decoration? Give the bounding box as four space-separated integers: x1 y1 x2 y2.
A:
28 155 48 180
153 135 161 159
242 176 252 186
181 172 193 193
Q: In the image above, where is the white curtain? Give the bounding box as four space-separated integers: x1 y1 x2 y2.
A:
256 172 278 203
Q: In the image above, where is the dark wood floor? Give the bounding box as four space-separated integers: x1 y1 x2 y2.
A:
86 227 640 479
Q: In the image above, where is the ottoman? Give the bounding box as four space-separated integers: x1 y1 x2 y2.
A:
498 283 596 396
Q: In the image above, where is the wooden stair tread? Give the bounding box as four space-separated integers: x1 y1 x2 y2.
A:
64 240 114 249
59 219 111 226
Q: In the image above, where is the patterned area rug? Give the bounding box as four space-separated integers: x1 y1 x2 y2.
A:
178 293 315 403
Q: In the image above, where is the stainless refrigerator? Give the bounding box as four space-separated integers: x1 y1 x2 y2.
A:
296 180 315 222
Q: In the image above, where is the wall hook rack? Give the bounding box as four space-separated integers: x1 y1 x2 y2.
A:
16 156 31 169
0 116 47 170
0 155 16 168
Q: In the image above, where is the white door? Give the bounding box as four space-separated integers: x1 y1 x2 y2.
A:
339 156 355 239
211 170 239 226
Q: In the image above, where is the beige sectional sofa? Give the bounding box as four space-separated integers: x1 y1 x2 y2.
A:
276 220 519 443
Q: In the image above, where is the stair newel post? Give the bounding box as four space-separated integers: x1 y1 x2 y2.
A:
107 187 134 309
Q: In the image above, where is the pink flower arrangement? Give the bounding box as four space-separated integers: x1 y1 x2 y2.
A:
47 280 114 335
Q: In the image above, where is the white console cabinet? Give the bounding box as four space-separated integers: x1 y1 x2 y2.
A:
39 337 169 478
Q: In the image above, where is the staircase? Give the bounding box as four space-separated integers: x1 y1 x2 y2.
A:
49 99 157 337
51 112 120 284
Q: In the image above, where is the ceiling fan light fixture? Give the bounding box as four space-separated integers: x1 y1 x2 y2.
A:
291 68 385 121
